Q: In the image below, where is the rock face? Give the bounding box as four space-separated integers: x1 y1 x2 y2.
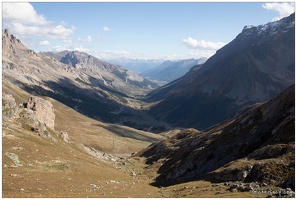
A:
26 96 55 130
42 50 159 96
2 29 29 58
147 13 295 130
2 93 19 122
2 92 55 132
139 84 294 189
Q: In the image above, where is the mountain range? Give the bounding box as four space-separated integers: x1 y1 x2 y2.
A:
2 13 295 132
2 12 295 198
141 58 207 83
2 29 161 129
147 13 295 130
41 50 159 97
102 57 165 74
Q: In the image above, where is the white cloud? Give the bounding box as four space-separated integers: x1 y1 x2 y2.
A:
63 39 73 43
78 35 92 42
39 40 50 46
2 2 75 42
5 22 74 40
187 49 216 59
71 25 77 30
50 44 89 53
60 21 67 26
103 27 110 31
91 50 205 60
50 45 66 52
181 37 226 50
94 50 137 59
3 3 51 25
262 2 295 21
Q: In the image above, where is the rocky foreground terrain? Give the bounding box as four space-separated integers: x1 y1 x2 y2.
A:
2 84 166 198
2 81 294 197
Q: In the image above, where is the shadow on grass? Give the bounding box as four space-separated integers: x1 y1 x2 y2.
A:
17 77 153 131
102 124 161 143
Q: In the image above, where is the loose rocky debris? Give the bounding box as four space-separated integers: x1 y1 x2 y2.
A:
81 144 119 162
213 181 295 198
131 171 137 176
89 184 98 189
59 132 70 143
5 152 22 167
10 174 18 177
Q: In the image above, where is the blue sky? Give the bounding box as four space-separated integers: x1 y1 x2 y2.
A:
2 2 295 60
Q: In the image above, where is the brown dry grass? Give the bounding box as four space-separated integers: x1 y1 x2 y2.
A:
2 83 283 198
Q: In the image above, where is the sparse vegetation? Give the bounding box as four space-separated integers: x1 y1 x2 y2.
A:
2 13 295 198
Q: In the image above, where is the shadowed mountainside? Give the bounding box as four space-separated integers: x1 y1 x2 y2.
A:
2 29 165 131
146 13 295 130
139 84 294 189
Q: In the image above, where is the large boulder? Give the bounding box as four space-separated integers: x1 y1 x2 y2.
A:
2 92 19 122
26 96 55 130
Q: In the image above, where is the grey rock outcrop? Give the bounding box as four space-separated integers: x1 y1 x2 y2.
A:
2 93 19 122
25 96 55 130
5 152 22 167
2 93 55 132
2 29 33 58
60 132 70 143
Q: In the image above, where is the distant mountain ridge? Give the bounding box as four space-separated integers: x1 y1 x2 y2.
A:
141 58 207 83
42 51 159 96
2 29 161 128
147 13 295 130
102 57 165 73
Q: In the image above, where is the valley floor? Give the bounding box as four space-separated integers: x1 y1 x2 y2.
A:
2 85 290 198
2 121 283 198
3 152 282 198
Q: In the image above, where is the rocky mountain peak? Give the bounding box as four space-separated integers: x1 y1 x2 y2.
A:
2 29 24 47
60 51 81 68
2 29 37 58
3 29 10 37
147 13 295 130
241 13 295 39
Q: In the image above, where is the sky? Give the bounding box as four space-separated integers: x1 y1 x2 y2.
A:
2 2 295 60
